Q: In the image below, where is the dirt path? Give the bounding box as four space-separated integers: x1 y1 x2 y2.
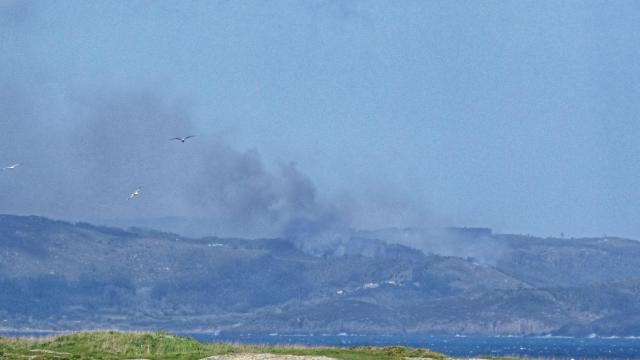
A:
200 355 338 360
199 355 488 360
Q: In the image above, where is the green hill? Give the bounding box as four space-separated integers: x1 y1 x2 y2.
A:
0 331 450 360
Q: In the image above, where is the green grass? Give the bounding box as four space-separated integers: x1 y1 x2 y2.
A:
0 331 452 360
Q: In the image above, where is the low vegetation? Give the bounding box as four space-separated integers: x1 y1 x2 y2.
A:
0 331 452 360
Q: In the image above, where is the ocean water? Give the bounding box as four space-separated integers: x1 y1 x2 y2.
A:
184 333 640 360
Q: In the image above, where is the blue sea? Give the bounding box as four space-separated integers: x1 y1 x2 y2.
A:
3 331 640 359
184 333 640 360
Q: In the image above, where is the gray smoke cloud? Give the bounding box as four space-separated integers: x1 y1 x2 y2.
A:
0 81 501 259
57 88 340 240
186 145 346 238
4 79 513 263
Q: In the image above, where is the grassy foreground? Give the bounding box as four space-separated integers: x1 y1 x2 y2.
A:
0 331 458 360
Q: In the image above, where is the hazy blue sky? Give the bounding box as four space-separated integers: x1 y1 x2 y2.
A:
1 0 639 239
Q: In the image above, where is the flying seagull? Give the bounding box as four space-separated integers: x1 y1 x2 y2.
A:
2 163 21 171
129 188 141 200
170 135 195 143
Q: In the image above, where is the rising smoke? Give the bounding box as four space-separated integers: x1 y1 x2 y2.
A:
0 82 464 257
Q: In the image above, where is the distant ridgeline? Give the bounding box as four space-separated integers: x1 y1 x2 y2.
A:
445 227 493 238
1 214 640 337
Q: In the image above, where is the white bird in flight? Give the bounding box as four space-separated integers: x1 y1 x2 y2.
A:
2 163 21 171
170 135 195 143
129 188 141 200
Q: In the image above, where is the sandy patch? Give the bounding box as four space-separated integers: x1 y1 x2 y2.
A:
200 354 337 360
